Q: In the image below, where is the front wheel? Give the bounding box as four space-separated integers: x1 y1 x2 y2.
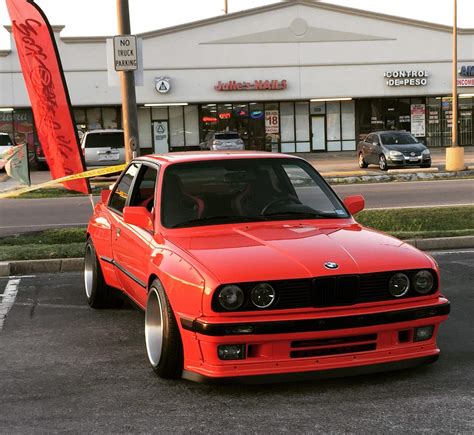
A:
145 280 183 379
358 153 368 168
421 162 431 168
379 155 388 171
84 239 120 308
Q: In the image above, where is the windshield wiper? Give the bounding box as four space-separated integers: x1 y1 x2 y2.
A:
261 211 341 219
171 215 266 228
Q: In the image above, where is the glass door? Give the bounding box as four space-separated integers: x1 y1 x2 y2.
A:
311 116 325 151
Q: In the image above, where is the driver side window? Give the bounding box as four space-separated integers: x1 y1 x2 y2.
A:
108 163 140 214
129 165 159 212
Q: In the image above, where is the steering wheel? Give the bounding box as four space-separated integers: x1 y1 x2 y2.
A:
261 196 300 215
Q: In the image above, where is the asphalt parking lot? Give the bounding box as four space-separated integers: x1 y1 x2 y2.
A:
0 250 473 433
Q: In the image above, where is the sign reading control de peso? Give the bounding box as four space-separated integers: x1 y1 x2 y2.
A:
384 70 428 87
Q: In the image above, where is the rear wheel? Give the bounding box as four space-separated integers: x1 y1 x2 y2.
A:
379 155 388 171
84 239 119 308
358 153 368 168
145 280 183 379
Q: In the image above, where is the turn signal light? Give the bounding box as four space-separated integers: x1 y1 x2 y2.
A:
414 325 434 342
218 344 246 360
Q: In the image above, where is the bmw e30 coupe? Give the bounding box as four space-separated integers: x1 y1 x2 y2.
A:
85 152 449 383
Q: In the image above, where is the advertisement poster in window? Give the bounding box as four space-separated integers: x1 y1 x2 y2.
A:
153 121 168 153
265 110 279 134
410 104 426 137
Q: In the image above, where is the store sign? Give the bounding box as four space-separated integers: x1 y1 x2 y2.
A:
265 110 279 134
214 80 287 91
384 71 428 87
153 121 168 153
155 77 171 93
113 35 138 71
457 66 474 87
410 104 426 137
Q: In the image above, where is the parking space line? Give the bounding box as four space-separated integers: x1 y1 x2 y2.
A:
429 250 474 255
14 302 89 310
0 279 20 330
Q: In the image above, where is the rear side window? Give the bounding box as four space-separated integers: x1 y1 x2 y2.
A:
84 132 124 148
0 135 13 146
109 163 140 214
215 133 240 140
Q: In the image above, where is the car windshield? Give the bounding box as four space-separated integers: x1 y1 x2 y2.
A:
84 132 124 148
0 135 12 146
380 133 418 145
161 158 349 228
215 133 240 140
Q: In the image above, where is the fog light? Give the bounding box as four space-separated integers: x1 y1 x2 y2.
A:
218 344 246 360
414 325 434 342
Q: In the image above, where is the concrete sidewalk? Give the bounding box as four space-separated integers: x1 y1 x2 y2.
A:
1 147 473 193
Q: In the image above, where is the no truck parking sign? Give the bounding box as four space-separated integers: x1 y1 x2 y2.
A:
113 35 138 71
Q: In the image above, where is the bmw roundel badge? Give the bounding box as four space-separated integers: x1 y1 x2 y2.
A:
324 262 339 270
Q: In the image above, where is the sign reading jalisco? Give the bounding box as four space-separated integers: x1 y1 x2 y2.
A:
384 70 428 87
214 79 287 91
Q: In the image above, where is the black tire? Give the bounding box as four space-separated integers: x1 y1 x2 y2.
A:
358 152 368 168
36 161 48 171
145 280 183 379
84 238 119 308
421 162 431 168
379 154 388 171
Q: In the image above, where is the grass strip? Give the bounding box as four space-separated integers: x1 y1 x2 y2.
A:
0 206 472 261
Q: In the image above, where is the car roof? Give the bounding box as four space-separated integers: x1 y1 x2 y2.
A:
84 129 124 134
136 151 302 165
372 131 411 134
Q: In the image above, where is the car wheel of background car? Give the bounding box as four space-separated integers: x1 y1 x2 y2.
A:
421 163 432 168
358 153 368 168
379 155 388 171
84 239 121 308
145 280 184 379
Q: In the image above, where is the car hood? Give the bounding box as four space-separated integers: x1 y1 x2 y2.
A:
384 143 426 153
165 222 432 283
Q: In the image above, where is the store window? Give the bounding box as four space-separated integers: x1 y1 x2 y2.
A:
185 105 200 148
295 102 310 152
459 96 472 146
248 102 265 150
326 101 341 151
280 102 295 153
169 106 185 150
138 107 152 151
86 108 102 130
341 101 356 150
102 107 120 129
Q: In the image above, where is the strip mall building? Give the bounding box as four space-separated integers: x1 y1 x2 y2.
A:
0 0 473 157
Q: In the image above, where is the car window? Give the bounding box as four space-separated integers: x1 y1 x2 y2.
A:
373 135 380 145
365 134 373 143
215 133 240 140
84 132 124 148
0 135 13 146
282 164 347 216
380 133 418 145
108 163 140 214
128 164 159 212
161 158 348 228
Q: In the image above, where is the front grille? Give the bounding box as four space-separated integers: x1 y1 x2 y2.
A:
211 269 438 312
290 333 378 358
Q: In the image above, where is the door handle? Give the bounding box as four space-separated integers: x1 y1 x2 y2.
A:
116 227 121 237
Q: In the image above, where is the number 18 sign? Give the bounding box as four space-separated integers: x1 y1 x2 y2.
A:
265 110 279 134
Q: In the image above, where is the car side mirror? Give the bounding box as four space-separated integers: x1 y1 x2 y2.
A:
343 195 365 215
123 206 154 232
101 189 111 204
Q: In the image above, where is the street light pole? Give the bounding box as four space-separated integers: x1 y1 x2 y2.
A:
117 0 139 162
446 0 465 171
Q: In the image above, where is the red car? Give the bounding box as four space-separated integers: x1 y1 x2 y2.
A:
85 152 449 383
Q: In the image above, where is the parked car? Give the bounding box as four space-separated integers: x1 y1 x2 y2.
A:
199 131 245 151
357 131 431 171
0 132 14 170
86 152 449 382
81 129 125 167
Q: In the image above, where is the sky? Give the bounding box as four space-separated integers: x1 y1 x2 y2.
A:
1 0 473 50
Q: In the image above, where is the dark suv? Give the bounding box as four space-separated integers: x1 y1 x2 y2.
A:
357 131 431 171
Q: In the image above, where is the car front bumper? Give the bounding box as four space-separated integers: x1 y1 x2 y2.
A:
180 299 449 382
387 155 431 166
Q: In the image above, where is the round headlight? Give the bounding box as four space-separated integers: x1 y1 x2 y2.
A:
218 285 244 311
413 270 434 294
388 273 410 297
250 283 276 309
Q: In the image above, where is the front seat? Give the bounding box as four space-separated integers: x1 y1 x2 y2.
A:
162 173 204 227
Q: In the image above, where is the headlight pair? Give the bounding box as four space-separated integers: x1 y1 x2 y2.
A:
388 270 435 298
218 283 276 311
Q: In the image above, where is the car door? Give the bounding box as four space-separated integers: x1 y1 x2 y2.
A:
111 162 159 304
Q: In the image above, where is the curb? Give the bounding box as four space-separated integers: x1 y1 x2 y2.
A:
323 169 474 184
0 236 472 277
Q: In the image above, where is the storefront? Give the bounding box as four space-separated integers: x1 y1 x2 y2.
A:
1 1 473 156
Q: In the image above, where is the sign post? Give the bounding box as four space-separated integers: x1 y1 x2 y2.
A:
116 0 139 162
